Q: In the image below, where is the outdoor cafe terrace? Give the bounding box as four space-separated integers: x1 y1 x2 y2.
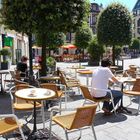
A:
1 61 140 140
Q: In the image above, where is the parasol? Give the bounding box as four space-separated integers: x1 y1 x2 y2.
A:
61 44 77 49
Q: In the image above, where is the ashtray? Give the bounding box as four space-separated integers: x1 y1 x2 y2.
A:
28 93 36 97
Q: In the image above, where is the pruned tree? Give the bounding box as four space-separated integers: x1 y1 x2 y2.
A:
97 3 132 65
1 0 90 76
129 38 140 57
36 32 66 56
1 0 37 79
88 36 105 66
75 22 93 60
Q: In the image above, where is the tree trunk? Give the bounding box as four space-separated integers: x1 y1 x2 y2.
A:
28 34 33 77
112 45 115 65
40 33 47 76
27 34 37 85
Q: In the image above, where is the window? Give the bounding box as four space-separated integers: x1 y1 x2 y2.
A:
137 19 140 27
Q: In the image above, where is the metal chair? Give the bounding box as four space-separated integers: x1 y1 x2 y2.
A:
80 85 116 114
59 71 80 95
0 114 26 140
49 104 98 140
9 84 42 124
40 83 67 109
123 78 140 114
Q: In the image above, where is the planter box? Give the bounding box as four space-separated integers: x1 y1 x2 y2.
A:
1 62 9 70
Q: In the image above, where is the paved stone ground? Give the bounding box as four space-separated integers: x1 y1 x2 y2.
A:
1 62 140 140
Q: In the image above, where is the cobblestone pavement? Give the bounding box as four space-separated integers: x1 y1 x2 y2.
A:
1 62 140 140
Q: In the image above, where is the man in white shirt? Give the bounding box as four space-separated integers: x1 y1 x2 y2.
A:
91 58 122 115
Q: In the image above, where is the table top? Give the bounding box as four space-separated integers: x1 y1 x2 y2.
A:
110 66 118 69
39 76 60 80
116 76 136 83
68 66 85 69
33 65 41 70
123 90 140 96
0 70 9 74
77 69 93 74
15 88 55 101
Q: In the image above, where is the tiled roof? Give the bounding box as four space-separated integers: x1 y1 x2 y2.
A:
133 0 140 11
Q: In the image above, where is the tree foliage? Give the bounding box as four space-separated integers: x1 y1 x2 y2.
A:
1 0 36 35
97 3 132 46
88 36 105 64
36 32 66 51
130 38 140 50
75 22 93 49
114 46 122 59
1 0 90 76
97 3 132 64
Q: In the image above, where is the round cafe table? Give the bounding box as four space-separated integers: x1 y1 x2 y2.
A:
15 88 55 139
115 77 136 114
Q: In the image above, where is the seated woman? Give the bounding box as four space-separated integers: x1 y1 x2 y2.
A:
16 56 28 78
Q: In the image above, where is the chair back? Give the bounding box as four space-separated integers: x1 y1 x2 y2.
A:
132 78 140 91
40 83 58 98
59 71 67 86
80 85 93 100
70 104 97 129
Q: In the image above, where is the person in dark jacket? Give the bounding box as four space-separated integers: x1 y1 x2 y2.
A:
16 56 28 77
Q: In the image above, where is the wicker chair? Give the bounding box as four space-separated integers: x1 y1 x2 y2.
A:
40 83 67 109
80 85 116 114
49 104 98 140
123 78 140 114
0 114 25 140
9 84 42 123
59 71 80 95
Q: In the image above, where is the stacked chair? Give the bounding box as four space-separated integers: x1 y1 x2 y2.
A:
59 71 80 96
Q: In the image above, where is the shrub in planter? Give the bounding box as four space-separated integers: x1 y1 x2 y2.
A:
88 37 105 66
46 57 56 73
0 48 11 70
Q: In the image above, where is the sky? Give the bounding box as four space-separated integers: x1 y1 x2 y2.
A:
90 0 138 11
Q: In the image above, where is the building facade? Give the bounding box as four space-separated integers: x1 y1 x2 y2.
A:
133 0 140 39
89 3 103 34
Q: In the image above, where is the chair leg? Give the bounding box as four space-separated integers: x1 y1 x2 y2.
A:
18 126 26 140
138 96 140 114
110 93 116 115
82 99 86 106
49 114 53 140
64 129 69 140
59 98 62 115
64 92 67 109
79 129 82 139
91 125 97 140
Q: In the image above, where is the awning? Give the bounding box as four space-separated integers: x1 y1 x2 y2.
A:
60 44 77 49
32 45 42 49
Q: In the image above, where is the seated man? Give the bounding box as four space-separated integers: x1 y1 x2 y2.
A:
16 56 28 78
91 58 122 115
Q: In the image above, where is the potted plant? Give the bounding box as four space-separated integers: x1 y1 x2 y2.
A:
88 37 105 66
0 48 11 70
46 56 56 74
